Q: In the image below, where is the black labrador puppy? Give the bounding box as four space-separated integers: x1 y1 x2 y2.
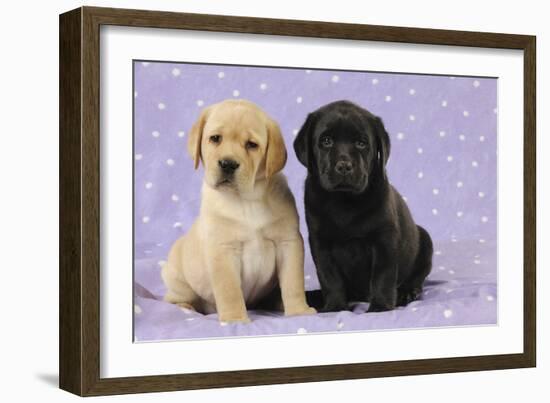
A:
294 100 433 313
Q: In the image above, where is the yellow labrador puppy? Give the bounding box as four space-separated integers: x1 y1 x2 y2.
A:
162 99 315 323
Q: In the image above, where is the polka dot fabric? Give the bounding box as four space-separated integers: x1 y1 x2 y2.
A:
133 61 497 341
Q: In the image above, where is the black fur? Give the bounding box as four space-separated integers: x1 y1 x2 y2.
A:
294 100 433 313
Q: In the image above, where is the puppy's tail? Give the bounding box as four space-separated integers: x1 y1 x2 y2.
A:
305 289 324 309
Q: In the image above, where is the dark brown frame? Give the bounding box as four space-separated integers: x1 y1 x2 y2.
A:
59 6 536 396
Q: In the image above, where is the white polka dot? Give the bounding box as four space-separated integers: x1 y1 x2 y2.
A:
134 305 142 314
197 100 204 107
432 209 438 215
305 70 312 74
397 132 404 140
443 309 453 318
157 260 166 268
448 269 455 274
457 211 464 217
409 114 416 121
479 136 485 142
435 250 442 255
409 88 416 95
432 188 439 195
439 131 446 137
186 317 195 321
135 154 143 160
142 216 150 223
486 295 494 301
158 102 166 110
171 194 179 202
337 321 344 330
417 147 423 154
305 275 311 280
493 108 498 114
402 196 408 202
217 71 225 78
473 80 480 87
173 222 182 228
385 95 392 102
478 191 485 198
297 328 308 334
178 131 185 138
171 68 181 77
474 259 481 265
232 90 240 97
456 181 463 188
371 78 379 85
438 266 446 271
479 239 486 243
259 83 267 90
446 289 453 294
459 134 466 141
145 182 153 189
296 96 303 103
134 91 138 98
447 155 454 162
152 130 160 138
411 307 418 312
449 76 455 80
441 100 448 107
472 161 478 167
481 216 489 223
141 62 150 67
417 171 424 179
220 321 228 326
292 129 299 136
331 75 339 83
166 159 175 166
463 110 469 117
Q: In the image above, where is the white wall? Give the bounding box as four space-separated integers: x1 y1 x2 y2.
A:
0 0 546 401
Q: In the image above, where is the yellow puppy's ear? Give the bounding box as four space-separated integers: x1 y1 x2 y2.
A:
265 117 287 180
187 107 211 169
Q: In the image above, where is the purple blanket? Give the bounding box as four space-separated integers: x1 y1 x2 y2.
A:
133 61 497 341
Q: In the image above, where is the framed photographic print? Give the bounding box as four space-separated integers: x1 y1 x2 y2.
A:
59 6 536 396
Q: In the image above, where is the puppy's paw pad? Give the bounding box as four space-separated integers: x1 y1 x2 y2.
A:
176 302 196 312
218 314 251 324
286 306 317 316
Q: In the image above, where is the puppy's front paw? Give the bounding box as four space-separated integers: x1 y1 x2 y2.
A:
285 305 317 316
218 311 251 324
367 301 395 313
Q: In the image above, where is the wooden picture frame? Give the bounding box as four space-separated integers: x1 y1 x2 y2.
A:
59 6 536 396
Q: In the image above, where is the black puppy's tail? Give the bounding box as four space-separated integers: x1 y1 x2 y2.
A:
305 289 324 309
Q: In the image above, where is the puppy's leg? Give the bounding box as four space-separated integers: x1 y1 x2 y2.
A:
368 237 399 313
310 237 348 312
207 245 250 323
276 236 316 316
397 225 433 306
161 239 200 312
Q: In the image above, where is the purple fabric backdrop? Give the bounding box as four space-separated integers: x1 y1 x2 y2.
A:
133 61 497 341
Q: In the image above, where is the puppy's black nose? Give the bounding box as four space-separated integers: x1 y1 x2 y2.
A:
335 160 353 176
218 159 240 174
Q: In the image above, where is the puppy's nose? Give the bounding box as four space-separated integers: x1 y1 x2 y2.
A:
218 159 240 174
335 160 353 176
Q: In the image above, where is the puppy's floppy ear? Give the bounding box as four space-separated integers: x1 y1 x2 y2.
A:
265 118 287 179
373 116 391 180
293 112 316 167
187 106 211 170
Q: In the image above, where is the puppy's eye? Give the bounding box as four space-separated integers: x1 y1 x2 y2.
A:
355 140 367 149
246 141 258 150
321 136 333 148
209 135 222 144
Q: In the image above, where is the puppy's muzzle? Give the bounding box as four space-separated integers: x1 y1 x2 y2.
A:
335 159 353 176
218 158 240 175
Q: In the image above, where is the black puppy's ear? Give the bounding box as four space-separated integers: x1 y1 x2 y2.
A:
373 116 391 180
293 112 317 167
